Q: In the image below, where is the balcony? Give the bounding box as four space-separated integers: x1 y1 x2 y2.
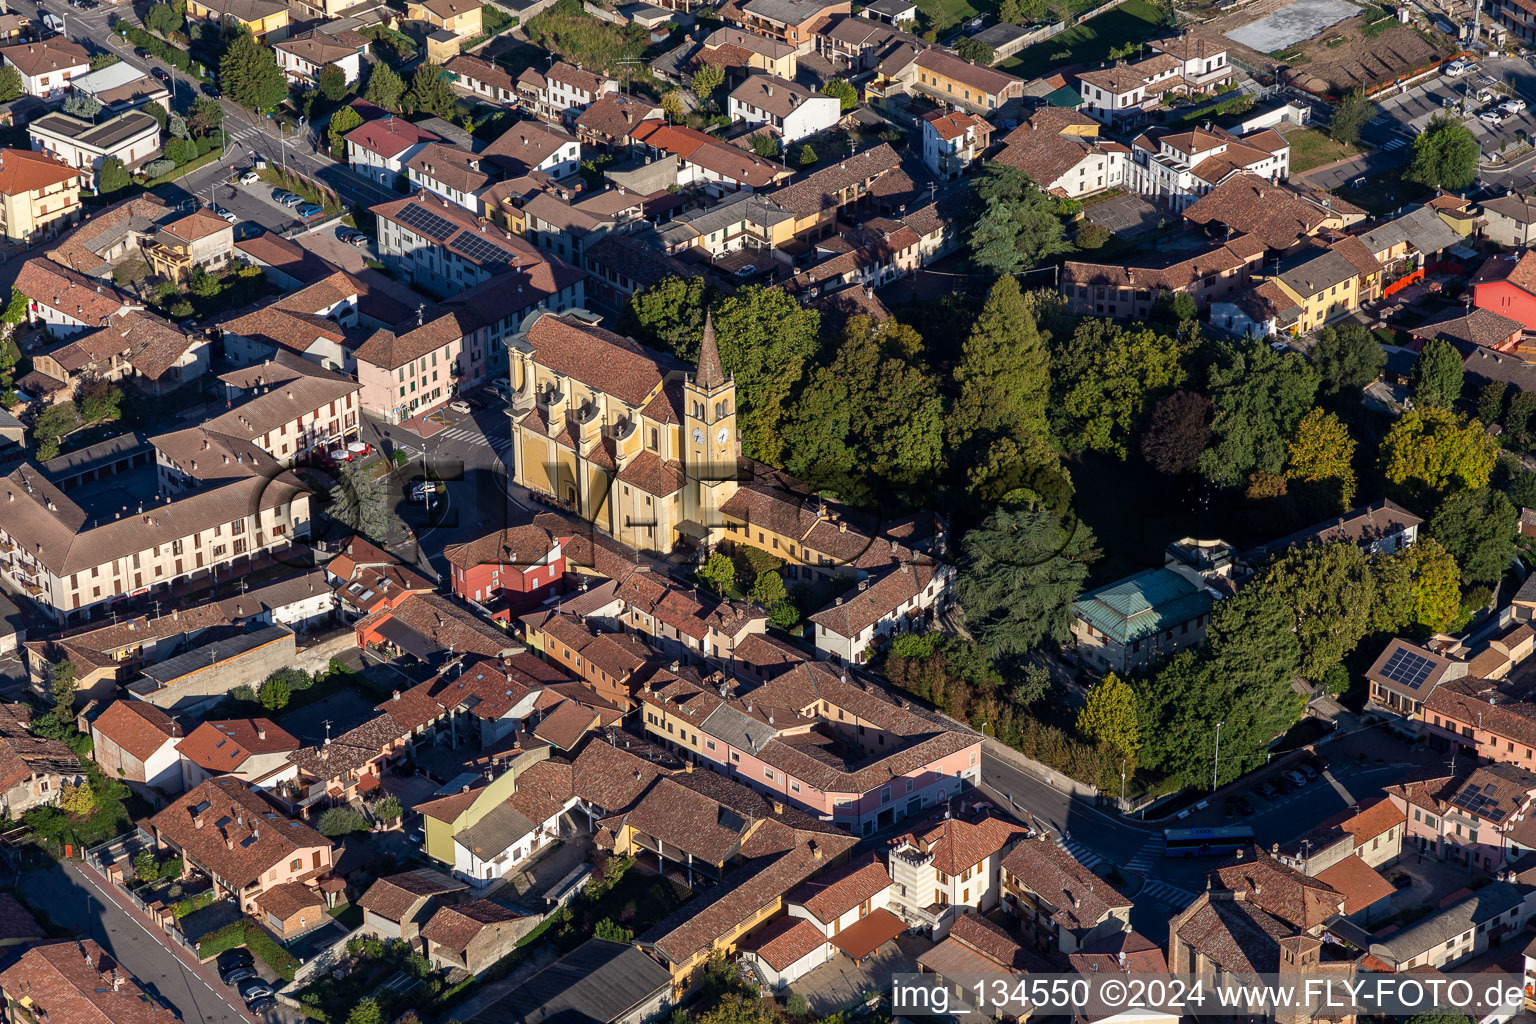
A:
894 900 955 933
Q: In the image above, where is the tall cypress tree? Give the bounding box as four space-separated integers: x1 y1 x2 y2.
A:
948 275 1049 456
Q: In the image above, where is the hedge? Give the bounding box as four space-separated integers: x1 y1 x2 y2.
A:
171 890 216 919
194 921 299 981
117 25 209 80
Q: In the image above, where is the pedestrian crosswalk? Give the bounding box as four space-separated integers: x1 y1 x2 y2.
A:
1054 833 1106 872
1137 879 1197 910
437 426 513 452
1125 835 1164 873
1383 137 1408 151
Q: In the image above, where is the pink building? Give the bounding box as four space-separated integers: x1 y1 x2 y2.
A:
637 650 982 835
1387 763 1536 872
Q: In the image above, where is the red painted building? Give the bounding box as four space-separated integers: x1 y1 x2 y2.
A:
1471 251 1536 331
442 522 572 620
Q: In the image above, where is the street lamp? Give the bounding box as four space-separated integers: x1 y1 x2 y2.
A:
1212 720 1223 791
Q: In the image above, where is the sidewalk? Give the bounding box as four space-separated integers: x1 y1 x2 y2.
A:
70 860 280 1024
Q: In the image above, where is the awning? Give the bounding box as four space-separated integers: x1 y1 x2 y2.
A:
358 773 381 793
831 908 905 961
375 617 437 661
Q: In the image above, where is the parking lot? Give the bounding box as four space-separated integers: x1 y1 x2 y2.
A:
1371 55 1536 158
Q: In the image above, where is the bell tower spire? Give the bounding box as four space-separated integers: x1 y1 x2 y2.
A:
696 312 725 392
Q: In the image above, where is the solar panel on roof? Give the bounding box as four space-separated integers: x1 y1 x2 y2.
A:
396 203 458 243
449 232 515 268
1379 647 1436 691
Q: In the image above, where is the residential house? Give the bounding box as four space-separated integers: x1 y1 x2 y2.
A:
358 868 469 949
629 120 789 194
273 30 366 87
216 270 367 371
444 54 517 107
993 107 1127 199
1126 125 1290 211
920 109 990 180
29 310 210 398
416 752 576 885
407 0 482 38
575 93 662 150
1366 637 1468 719
185 0 290 39
198 357 361 467
443 520 573 617
727 74 840 144
804 554 950 665
726 0 850 52
1358 204 1462 298
1409 306 1525 354
873 46 1024 114
1076 33 1231 126
695 26 798 78
737 854 893 988
68 62 171 114
649 190 796 256
89 699 183 794
1061 235 1263 321
1239 498 1423 570
403 142 491 215
1368 882 1533 970
1276 797 1407 875
885 813 1029 938
916 914 1040 1003
144 776 336 919
517 61 618 125
862 0 915 23
28 110 161 189
1482 192 1536 247
0 940 178 1024
144 210 234 282
1168 889 1335 1005
818 17 914 74
999 833 1133 954
1389 765 1536 871
1213 846 1345 936
1 39 87 98
1069 542 1231 675
176 718 301 791
0 147 81 243
1262 243 1365 332
581 233 695 308
1423 675 1536 777
1473 250 1536 332
480 119 582 178
0 703 84 817
355 591 520 663
497 939 671 1024
421 899 529 973
1183 173 1365 251
346 116 441 190
764 140 900 238
520 187 645 264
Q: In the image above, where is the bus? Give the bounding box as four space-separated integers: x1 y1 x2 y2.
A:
1163 826 1254 858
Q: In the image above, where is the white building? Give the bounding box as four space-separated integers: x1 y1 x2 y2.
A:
1 39 89 99
14 257 133 338
515 60 618 124
1127 125 1289 211
1075 33 1232 127
29 110 161 188
346 115 440 189
993 108 1129 200
807 559 954 665
727 74 841 144
273 30 365 86
920 108 991 180
886 815 1028 939
741 856 895 990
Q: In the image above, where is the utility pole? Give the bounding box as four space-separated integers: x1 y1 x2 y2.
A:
1212 720 1223 791
1120 757 1127 809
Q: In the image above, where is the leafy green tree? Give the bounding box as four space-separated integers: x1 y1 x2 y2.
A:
749 134 780 159
1329 88 1372 146
1199 338 1320 487
1430 487 1517 586
328 104 363 160
142 101 169 133
0 66 21 104
221 28 287 111
660 90 686 124
750 570 786 608
1285 407 1356 509
49 659 77 710
619 275 709 361
327 461 392 538
32 402 81 461
144 3 182 34
188 266 221 297
948 276 1050 456
1203 583 1304 778
711 285 821 467
188 97 223 138
1052 319 1186 458
1150 290 1198 325
821 78 858 112
365 63 405 111
345 998 385 1024
163 137 196 166
955 38 995 63
318 807 370 837
690 64 724 111
1263 542 1376 680
1407 114 1479 191
372 794 403 824
1412 338 1464 408
1141 390 1211 476
318 64 347 101
133 851 159 883
967 163 1072 275
769 599 799 630
1374 536 1463 634
1478 380 1508 425
699 551 735 593
407 62 456 118
90 53 120 71
258 675 291 711
798 144 818 166
1077 673 1139 767
96 157 130 195
168 114 190 140
1508 390 1536 441
956 501 1100 659
1508 470 1536 509
1313 322 1386 397
77 380 121 423
1405 1013 1473 1024
2 287 26 326
1075 220 1111 250
1380 406 1497 500
62 93 103 119
594 918 634 942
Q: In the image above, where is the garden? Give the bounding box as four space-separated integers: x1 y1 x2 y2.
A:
518 0 657 86
1002 0 1169 73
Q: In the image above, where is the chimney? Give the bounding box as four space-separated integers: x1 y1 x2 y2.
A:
810 840 821 860
257 725 266 741
393 690 401 701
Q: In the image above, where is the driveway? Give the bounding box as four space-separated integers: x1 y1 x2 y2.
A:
1083 194 1165 238
789 932 926 1015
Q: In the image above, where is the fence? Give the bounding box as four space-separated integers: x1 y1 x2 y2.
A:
1070 0 1136 25
582 1 626 24
289 924 362 987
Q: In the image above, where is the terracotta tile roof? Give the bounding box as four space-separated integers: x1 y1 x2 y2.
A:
0 892 40 942
1067 928 1167 978
629 120 786 189
807 560 935 638
1339 797 1406 845
0 939 178 1024
1000 835 1132 932
416 785 484 824
16 257 128 325
519 312 680 407
1 38 87 77
1063 237 1253 294
913 46 1021 96
768 144 899 219
161 210 231 244
569 736 664 811
546 60 608 95
176 719 298 773
288 741 379 781
787 852 890 923
357 592 516 659
576 93 661 140
445 54 515 93
1175 896 1304 973
422 899 520 952
358 869 467 920
0 147 79 195
482 119 577 173
923 109 989 142
416 0 479 19
531 700 599 751
895 815 1027 876
147 777 331 890
616 451 685 497
1183 174 1335 250
47 195 170 275
91 700 181 763
346 116 440 159
1315 855 1394 915
1411 306 1525 349
1213 847 1343 930
273 31 358 66
255 881 323 920
406 142 493 195
741 915 824 970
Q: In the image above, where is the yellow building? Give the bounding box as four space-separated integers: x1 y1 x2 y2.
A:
0 147 80 242
408 0 482 38
1267 246 1362 333
509 311 737 555
144 210 234 282
186 0 289 40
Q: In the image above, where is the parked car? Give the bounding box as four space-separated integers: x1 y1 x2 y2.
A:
238 979 274 1003
347 233 370 247
240 170 260 185
1281 768 1309 787
1481 109 1505 125
1503 97 1527 114
1443 59 1469 76
296 202 324 218
214 208 236 223
1392 874 1414 889
270 187 292 202
247 995 276 1015
1296 762 1319 781
1254 781 1279 801
1225 794 1255 817
279 194 304 208
217 952 255 986
1272 775 1295 795
449 400 472 414
152 67 171 85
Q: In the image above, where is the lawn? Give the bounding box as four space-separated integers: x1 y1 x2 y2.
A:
910 0 998 37
1003 0 1167 72
523 0 653 82
1281 127 1360 174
